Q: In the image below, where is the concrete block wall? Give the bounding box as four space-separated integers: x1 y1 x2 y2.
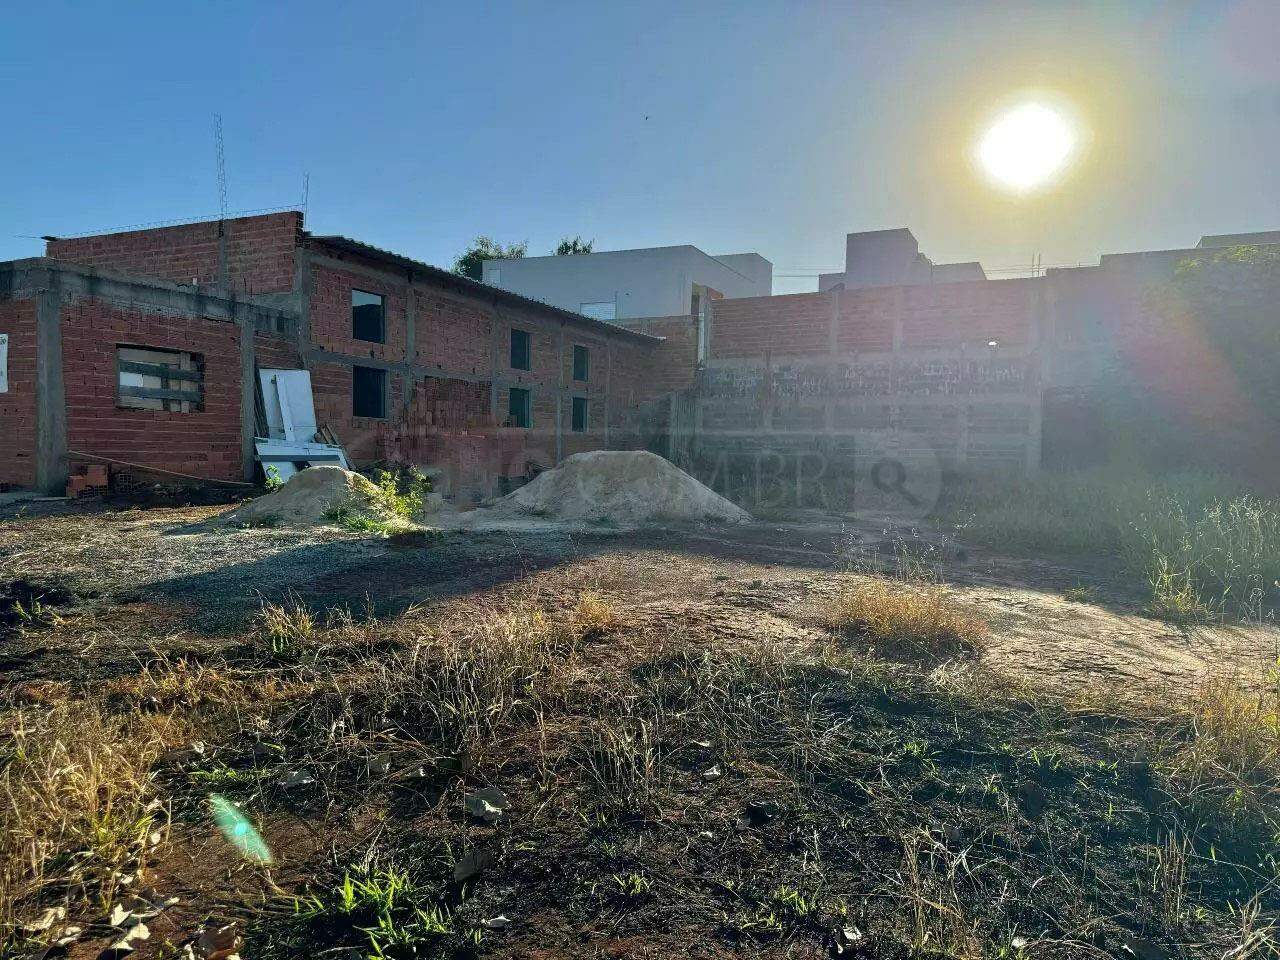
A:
0 298 38 487
698 279 1043 477
46 212 301 294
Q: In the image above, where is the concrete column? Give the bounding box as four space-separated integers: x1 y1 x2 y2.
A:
488 305 503 422
825 291 839 443
239 320 257 481
555 325 565 463
292 249 314 365
1026 283 1046 475
35 286 67 494
603 342 613 446
216 220 230 290
402 281 416 415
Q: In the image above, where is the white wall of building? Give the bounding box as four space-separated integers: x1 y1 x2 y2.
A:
482 245 772 320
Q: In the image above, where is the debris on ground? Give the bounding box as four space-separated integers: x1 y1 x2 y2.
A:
453 850 492 884
193 922 242 960
476 450 751 527
219 466 394 528
464 786 510 823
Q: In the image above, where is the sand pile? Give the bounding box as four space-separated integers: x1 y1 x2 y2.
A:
223 466 391 527
483 450 750 527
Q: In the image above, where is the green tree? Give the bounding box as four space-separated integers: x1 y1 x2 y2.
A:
453 236 527 281
554 236 594 256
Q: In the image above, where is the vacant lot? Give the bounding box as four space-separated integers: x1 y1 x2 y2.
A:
3 495 1280 959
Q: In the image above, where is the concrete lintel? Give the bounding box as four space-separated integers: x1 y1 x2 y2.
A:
2 257 298 331
304 348 604 402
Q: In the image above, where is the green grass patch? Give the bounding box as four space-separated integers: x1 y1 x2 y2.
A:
939 469 1280 619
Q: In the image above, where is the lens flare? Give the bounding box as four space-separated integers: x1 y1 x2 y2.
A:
977 102 1076 193
209 793 273 865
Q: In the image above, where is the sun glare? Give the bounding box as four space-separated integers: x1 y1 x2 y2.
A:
977 102 1076 193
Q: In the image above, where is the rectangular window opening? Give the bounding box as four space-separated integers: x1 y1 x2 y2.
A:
510 328 531 370
352 365 387 418
352 289 386 343
571 396 588 433
117 345 204 412
572 344 589 382
508 387 532 428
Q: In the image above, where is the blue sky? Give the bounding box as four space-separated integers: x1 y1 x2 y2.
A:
3 0 1277 293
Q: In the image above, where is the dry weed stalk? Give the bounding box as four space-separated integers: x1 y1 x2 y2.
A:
824 577 988 660
0 703 184 931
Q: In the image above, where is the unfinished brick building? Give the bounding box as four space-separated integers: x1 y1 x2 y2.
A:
1 212 667 496
3 213 1273 501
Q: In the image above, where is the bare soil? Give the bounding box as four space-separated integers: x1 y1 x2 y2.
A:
3 497 1279 959
2 501 1273 693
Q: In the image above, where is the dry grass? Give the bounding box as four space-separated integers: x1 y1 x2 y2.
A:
0 702 186 935
822 577 988 660
1158 673 1280 834
571 591 620 639
291 593 583 759
7 553 1280 957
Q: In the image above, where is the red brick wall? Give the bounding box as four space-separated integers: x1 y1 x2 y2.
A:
310 263 408 362
712 293 832 358
61 298 244 481
900 279 1033 349
711 280 1035 359
415 288 492 377
302 245 664 486
254 331 301 370
837 288 895 352
614 315 700 396
46 212 301 294
0 298 38 487
309 359 404 465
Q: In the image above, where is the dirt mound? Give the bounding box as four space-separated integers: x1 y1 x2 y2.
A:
484 450 750 526
222 466 390 527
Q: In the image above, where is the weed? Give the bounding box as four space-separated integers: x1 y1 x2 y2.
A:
609 871 652 900
1158 673 1280 838
256 599 317 660
0 703 181 933
323 505 403 535
263 466 284 493
579 713 663 810
823 577 987 660
372 466 433 521
941 470 1280 620
571 591 620 639
286 865 452 958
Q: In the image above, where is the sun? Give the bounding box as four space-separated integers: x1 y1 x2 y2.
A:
976 102 1077 193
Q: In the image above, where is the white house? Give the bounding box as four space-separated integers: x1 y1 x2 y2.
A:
482 245 772 322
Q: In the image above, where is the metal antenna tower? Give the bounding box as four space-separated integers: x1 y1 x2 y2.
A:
214 114 228 220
